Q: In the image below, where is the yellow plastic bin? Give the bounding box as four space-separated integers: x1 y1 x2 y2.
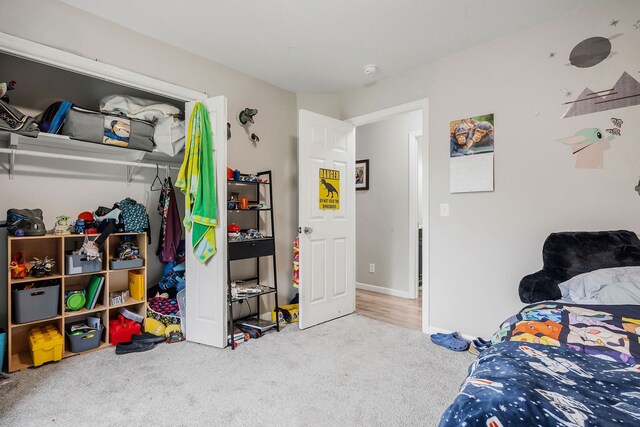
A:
28 325 63 367
272 303 299 324
128 271 145 301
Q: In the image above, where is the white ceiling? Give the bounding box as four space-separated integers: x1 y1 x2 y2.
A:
62 0 598 93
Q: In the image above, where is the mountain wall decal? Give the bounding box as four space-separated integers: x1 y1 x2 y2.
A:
562 72 640 119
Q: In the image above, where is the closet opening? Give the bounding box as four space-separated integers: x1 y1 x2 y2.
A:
1 34 229 371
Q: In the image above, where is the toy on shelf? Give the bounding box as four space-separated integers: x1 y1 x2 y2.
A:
10 252 27 280
77 211 98 234
73 236 102 262
117 236 141 260
73 218 85 234
109 290 130 306
109 236 143 270
54 215 71 235
6 208 47 237
65 290 86 311
30 256 55 278
0 80 16 102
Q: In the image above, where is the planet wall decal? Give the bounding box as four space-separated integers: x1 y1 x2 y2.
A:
569 36 612 68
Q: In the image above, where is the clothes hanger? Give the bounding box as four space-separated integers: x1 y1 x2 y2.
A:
150 164 163 191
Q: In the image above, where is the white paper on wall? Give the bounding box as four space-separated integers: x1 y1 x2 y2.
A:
450 153 494 193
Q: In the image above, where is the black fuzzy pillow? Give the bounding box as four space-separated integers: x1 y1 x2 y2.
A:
519 230 640 303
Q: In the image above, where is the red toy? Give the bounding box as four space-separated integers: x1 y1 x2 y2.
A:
109 314 141 345
10 252 27 280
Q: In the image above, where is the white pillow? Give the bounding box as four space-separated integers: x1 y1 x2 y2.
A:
557 266 640 304
598 281 640 305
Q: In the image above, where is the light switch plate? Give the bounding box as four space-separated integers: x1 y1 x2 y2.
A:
440 203 449 217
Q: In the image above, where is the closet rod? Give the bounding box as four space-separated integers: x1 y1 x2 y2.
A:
0 147 180 181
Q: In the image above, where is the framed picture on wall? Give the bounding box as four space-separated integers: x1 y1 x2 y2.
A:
355 159 369 191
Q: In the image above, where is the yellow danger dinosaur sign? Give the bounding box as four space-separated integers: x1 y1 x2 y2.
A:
319 168 340 210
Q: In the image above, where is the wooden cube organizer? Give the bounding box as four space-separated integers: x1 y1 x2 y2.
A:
6 232 147 372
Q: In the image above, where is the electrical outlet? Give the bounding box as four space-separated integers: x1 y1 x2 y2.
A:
369 263 375 273
440 203 449 217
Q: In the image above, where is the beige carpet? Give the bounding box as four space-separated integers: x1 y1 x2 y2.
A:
0 314 473 426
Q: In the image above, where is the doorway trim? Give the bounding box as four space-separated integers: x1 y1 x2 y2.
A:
408 130 422 300
347 98 430 334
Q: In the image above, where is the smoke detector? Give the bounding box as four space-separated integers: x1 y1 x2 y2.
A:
362 64 378 76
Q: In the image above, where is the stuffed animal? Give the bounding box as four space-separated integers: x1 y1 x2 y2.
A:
10 252 27 280
30 256 55 278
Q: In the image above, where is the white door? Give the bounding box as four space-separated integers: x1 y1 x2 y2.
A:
298 110 356 329
184 96 228 347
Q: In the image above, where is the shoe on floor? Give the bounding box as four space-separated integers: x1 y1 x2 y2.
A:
115 341 155 355
131 332 166 345
468 337 492 356
430 332 469 352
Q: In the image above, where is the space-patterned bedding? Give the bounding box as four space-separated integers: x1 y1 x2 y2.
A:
440 303 640 426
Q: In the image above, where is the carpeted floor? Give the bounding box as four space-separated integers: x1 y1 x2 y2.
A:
0 314 473 426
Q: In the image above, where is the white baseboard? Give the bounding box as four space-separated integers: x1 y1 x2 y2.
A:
428 325 475 342
355 282 411 299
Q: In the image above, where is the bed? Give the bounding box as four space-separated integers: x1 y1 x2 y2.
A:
440 231 640 426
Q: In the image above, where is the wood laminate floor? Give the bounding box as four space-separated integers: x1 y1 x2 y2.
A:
355 288 422 331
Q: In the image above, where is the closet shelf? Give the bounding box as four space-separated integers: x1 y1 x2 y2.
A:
0 130 183 181
11 274 63 284
10 315 63 328
64 305 107 317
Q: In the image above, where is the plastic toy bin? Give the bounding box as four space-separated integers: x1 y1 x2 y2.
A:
12 283 60 324
66 321 103 353
272 303 299 324
110 259 144 270
66 252 103 275
28 324 63 367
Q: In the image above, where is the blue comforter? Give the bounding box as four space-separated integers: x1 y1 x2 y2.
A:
440 342 640 426
441 303 640 426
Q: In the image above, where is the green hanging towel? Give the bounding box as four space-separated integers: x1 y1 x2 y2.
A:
176 102 217 263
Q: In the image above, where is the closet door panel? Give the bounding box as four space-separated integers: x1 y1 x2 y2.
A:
184 96 228 347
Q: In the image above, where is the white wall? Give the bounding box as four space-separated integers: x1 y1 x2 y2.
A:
355 111 421 297
319 0 639 337
296 93 342 120
0 0 299 330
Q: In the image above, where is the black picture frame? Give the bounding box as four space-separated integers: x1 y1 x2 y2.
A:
355 159 369 191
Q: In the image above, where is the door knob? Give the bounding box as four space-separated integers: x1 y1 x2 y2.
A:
303 227 313 234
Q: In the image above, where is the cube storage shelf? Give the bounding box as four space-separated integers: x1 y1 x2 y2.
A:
6 232 147 372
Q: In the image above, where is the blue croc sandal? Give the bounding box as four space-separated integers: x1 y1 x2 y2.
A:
431 332 470 352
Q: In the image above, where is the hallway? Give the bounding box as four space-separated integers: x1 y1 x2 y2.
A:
355 289 422 331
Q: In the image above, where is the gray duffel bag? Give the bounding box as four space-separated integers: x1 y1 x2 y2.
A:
61 105 155 152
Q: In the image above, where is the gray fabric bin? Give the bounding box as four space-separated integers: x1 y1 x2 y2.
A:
66 252 103 275
66 322 103 353
61 106 155 152
12 284 60 324
109 259 144 270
